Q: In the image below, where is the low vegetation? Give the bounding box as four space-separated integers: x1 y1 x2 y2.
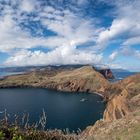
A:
0 110 78 140
0 126 78 140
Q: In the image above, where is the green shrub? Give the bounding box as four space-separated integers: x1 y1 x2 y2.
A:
0 131 5 140
12 134 24 140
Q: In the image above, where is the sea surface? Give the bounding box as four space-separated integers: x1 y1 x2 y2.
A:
112 71 137 82
0 88 105 131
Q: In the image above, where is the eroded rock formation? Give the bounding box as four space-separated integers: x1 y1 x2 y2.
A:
98 69 114 79
103 89 130 121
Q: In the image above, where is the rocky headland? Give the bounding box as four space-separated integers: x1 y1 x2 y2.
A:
0 66 111 97
0 65 140 140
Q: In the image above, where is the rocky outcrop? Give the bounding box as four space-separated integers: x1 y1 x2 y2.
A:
98 69 114 79
103 73 140 122
103 89 130 121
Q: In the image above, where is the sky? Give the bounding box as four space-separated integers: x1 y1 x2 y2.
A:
0 0 140 71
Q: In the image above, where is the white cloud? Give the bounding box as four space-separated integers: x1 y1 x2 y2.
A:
95 0 140 68
96 0 140 51
0 14 59 52
97 19 131 47
20 0 35 12
121 47 140 59
0 0 140 69
0 2 102 66
75 0 87 5
41 9 96 45
109 63 123 69
5 48 103 66
0 4 96 52
109 51 118 61
109 47 140 61
122 36 140 46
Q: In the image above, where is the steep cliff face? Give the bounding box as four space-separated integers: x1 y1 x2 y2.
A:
103 73 140 121
43 66 110 94
103 89 130 121
98 69 114 79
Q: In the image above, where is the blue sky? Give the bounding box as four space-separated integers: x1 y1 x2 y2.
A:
0 0 140 71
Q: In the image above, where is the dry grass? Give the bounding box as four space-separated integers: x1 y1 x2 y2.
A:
0 110 78 140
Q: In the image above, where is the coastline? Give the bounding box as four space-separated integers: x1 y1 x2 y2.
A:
0 67 139 139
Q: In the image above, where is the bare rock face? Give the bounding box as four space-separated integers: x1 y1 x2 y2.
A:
40 66 111 96
103 73 140 122
98 69 114 79
103 89 130 121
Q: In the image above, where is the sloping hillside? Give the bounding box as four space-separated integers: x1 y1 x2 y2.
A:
0 66 110 97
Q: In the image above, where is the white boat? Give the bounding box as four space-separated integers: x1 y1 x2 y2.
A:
80 98 87 102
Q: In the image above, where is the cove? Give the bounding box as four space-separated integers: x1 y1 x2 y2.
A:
0 88 105 131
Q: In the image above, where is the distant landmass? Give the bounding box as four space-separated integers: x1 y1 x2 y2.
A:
0 65 138 83
0 64 114 79
111 68 130 73
0 64 119 72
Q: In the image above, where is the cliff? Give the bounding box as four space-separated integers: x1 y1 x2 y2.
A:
101 73 140 121
98 69 114 79
103 89 130 121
